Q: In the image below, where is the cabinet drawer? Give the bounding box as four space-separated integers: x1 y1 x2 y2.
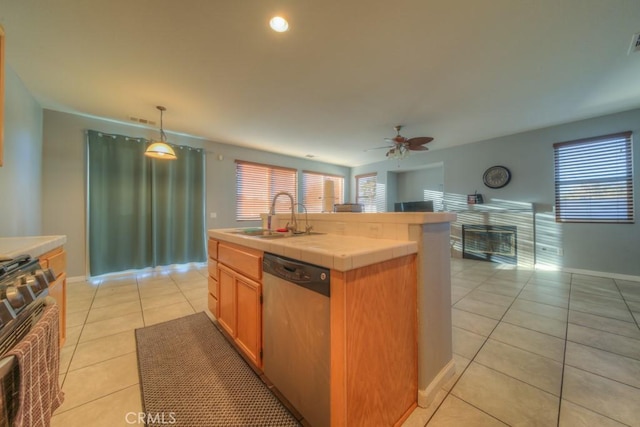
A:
208 276 217 298
218 242 262 282
40 247 66 278
208 259 218 278
208 238 219 260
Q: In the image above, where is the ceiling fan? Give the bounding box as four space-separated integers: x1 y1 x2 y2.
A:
368 125 434 159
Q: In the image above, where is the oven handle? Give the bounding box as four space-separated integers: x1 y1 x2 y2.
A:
0 355 17 377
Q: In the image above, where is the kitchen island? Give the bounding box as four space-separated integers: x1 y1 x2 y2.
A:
208 212 455 425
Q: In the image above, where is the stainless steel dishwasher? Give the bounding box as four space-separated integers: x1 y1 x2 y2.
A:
262 253 330 427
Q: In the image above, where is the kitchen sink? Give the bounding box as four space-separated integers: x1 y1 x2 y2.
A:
231 229 325 239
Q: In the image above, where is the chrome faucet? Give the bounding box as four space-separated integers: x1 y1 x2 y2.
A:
295 203 314 234
268 192 298 234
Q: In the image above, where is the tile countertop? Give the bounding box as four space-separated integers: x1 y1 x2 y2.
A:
208 229 418 272
0 235 67 260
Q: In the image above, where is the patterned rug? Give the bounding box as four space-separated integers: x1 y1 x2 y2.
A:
135 312 300 427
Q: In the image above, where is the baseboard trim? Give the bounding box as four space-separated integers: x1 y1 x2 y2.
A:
561 267 640 282
417 359 456 408
535 264 640 282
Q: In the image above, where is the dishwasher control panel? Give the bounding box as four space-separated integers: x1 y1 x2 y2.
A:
263 253 330 297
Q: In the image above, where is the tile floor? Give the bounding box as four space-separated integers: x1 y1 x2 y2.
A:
50 259 640 427
406 258 640 427
51 266 209 427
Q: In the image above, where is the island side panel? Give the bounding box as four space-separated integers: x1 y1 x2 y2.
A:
331 254 418 426
330 271 348 426
410 222 454 406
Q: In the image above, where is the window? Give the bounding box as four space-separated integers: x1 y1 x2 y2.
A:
356 173 378 212
236 161 297 221
302 171 344 213
553 131 633 223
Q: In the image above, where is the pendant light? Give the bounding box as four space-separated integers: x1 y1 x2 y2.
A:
145 106 177 160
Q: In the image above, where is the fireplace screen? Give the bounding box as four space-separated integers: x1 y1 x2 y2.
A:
462 225 517 264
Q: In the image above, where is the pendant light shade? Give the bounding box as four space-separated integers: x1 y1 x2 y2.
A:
145 106 177 160
145 141 177 159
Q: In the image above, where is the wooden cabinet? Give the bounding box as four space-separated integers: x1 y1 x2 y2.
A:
217 264 235 335
211 238 263 369
217 263 262 365
331 254 418 426
207 239 219 316
48 273 66 345
234 272 261 365
39 246 67 347
0 25 4 167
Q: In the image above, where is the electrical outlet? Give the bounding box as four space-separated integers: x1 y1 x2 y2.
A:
367 223 382 237
540 246 563 256
210 212 217 219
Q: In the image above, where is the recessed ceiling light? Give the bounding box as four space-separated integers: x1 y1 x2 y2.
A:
270 16 289 32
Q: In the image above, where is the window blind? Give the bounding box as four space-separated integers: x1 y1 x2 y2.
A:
553 131 633 223
302 171 345 213
235 160 297 221
356 173 378 213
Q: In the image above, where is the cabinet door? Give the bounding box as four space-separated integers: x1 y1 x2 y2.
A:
48 273 67 347
217 265 236 337
235 274 262 368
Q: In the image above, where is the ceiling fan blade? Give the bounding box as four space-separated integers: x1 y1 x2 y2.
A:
406 137 434 146
386 136 407 143
365 145 394 151
408 145 429 151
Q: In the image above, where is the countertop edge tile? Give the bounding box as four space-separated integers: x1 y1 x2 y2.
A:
208 229 417 271
0 235 67 259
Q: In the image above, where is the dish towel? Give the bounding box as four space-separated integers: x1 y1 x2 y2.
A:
7 298 64 427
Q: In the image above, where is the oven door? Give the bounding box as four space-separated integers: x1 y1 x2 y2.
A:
0 298 46 427
0 356 19 427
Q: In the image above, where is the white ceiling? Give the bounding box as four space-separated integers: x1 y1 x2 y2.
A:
2 0 640 167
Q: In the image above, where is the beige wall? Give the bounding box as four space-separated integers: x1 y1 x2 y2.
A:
352 108 640 277
0 65 42 236
41 110 349 277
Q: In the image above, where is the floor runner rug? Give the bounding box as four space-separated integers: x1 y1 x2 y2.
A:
135 312 300 427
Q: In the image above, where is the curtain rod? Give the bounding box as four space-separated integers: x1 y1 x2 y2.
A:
87 130 204 152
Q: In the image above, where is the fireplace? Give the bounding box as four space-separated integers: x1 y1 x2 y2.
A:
462 225 517 264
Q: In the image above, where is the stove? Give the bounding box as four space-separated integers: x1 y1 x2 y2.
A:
0 255 53 355
0 255 55 426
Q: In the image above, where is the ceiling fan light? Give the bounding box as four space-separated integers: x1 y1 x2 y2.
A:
386 145 409 160
145 142 177 159
270 16 289 32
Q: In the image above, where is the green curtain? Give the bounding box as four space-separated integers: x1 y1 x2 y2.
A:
151 145 206 266
87 130 206 276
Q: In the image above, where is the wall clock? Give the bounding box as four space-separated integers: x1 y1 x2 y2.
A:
483 165 511 189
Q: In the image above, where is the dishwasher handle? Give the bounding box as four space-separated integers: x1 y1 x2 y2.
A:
263 253 330 297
